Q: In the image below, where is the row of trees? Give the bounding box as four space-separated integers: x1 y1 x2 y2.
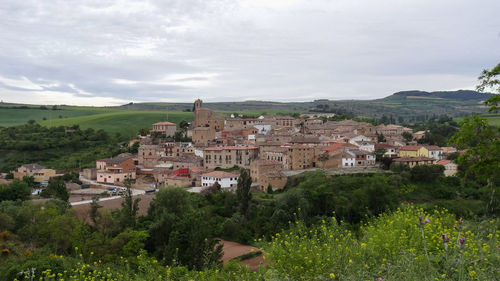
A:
0 124 123 172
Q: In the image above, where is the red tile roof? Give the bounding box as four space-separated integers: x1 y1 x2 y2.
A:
152 121 176 126
393 157 434 162
375 143 397 149
323 143 346 152
436 160 451 165
425 145 442 150
400 145 424 151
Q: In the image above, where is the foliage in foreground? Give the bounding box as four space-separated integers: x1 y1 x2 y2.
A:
6 206 499 281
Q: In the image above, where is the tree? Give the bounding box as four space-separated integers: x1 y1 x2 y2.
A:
377 132 386 143
145 187 222 269
374 148 387 162
129 141 140 153
179 120 189 130
409 165 444 182
22 176 36 188
449 115 499 185
89 196 102 225
0 180 31 201
402 131 413 143
477 62 500 112
118 178 140 228
41 177 69 202
236 169 252 215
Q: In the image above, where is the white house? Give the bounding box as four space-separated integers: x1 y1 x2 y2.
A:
349 135 372 144
201 171 239 189
375 143 399 158
253 124 272 135
353 141 375 153
194 148 204 158
425 146 443 161
342 151 356 168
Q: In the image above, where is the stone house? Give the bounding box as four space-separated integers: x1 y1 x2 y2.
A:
13 163 56 183
436 160 458 176
203 145 259 169
393 157 435 168
399 145 429 158
96 153 136 184
192 127 216 146
151 121 177 137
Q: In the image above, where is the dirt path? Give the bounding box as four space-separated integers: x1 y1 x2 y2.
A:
219 239 268 270
72 193 155 223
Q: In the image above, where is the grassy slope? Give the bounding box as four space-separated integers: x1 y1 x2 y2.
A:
0 107 116 127
455 114 500 126
38 110 193 139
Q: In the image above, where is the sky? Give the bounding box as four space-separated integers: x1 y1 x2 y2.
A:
0 0 499 106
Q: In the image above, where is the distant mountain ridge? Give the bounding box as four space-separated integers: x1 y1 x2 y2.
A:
385 90 493 101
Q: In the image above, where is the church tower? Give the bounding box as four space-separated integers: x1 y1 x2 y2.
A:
193 99 203 111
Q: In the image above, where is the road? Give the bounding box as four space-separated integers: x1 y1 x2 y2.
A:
72 175 148 206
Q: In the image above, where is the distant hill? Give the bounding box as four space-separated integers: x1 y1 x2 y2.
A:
1 89 494 131
384 90 493 101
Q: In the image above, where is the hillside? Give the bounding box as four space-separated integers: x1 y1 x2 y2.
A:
38 110 193 139
1 90 494 132
120 90 492 121
384 90 493 101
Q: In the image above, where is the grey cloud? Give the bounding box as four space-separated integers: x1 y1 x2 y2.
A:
0 0 499 105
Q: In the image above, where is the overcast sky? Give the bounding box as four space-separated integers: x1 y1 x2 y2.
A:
0 0 499 106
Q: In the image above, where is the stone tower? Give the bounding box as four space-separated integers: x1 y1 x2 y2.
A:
193 99 203 111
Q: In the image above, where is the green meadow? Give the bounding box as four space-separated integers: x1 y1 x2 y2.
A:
455 113 500 127
38 110 193 139
0 107 115 127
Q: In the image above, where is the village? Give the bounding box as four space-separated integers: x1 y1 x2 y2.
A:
10 99 459 205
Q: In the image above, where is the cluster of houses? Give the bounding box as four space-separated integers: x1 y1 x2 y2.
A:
13 99 458 191
12 163 57 185
81 99 458 192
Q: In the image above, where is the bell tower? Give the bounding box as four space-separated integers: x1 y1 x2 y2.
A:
193 99 203 111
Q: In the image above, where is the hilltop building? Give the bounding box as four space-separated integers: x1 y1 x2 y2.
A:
193 99 224 131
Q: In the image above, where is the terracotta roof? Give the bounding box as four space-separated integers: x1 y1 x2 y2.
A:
201 171 239 178
400 145 424 151
436 160 452 165
393 157 435 162
425 145 442 150
190 167 205 173
375 143 398 149
323 143 356 152
153 121 176 126
203 145 257 151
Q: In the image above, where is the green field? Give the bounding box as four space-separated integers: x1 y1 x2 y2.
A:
38 110 193 138
455 114 500 126
0 105 295 140
0 107 118 127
